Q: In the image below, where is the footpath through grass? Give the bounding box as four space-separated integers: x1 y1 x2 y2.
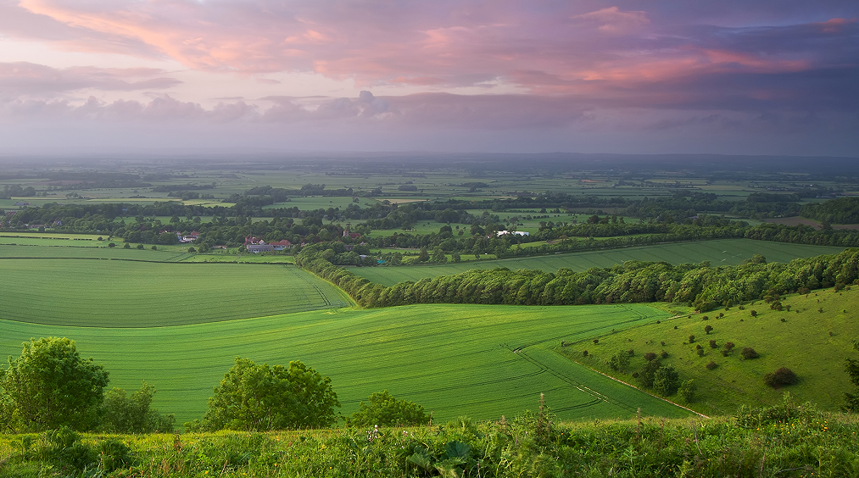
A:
0 260 350 327
560 287 859 416
351 239 845 286
0 304 687 426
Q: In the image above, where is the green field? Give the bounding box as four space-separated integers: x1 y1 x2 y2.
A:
0 260 349 327
352 239 846 286
562 287 859 416
0 303 689 426
0 244 192 261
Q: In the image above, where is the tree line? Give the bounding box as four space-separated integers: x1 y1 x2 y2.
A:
298 245 859 311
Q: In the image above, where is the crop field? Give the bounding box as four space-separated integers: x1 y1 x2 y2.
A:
0 260 349 327
0 244 192 261
0 303 689 426
351 239 846 286
563 287 859 416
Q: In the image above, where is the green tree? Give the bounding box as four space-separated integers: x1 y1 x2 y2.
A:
194 358 339 431
100 382 175 433
0 337 109 431
653 365 680 396
843 340 859 412
608 350 631 372
417 247 430 262
345 390 429 427
678 379 696 403
431 247 447 264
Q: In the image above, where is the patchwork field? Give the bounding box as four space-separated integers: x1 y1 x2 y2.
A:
561 287 859 416
351 239 846 286
0 260 350 327
0 303 689 426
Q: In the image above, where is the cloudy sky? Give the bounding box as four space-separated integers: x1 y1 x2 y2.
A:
0 0 857 156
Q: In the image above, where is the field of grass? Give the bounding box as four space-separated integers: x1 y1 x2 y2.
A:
0 244 192 261
560 287 859 416
0 260 349 327
0 303 688 426
351 239 846 286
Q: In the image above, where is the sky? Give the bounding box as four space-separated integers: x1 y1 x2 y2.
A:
0 0 857 156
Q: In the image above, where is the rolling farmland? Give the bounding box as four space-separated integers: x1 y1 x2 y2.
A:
0 303 689 426
0 260 350 327
351 239 846 286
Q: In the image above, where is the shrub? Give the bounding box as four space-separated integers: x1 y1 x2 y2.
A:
724 342 736 352
123 242 130 249
643 352 657 362
704 325 713 335
151 245 157 250
608 351 631 372
108 242 116 248
799 287 810 295
660 341 666 347
136 244 144 249
741 347 760 360
750 310 757 317
593 339 599 345
660 351 669 359
582 350 588 357
678 379 696 403
188 247 196 253
721 350 729 357
718 313 724 318
709 340 717 349
702 316 709 321
738 305 745 310
345 390 429 427
696 344 703 350
653 366 680 396
697 349 704 357
627 349 634 356
689 335 695 343
706 361 718 370
764 367 798 388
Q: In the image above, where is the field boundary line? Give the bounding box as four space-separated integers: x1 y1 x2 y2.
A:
564 357 709 419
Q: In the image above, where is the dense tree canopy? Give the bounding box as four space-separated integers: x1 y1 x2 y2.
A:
0 337 109 431
192 358 340 431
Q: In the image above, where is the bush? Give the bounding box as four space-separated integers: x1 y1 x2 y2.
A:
593 339 599 345
702 316 709 321
582 350 588 357
660 341 666 347
764 367 798 388
608 351 631 372
724 342 736 352
643 352 658 362
653 366 680 396
660 351 669 359
0 338 109 431
688 335 695 343
678 379 696 403
704 325 713 335
706 361 718 370
193 358 340 431
345 390 429 427
136 244 144 249
709 340 718 349
750 310 757 317
100 382 175 433
123 242 131 249
697 349 704 357
741 347 760 360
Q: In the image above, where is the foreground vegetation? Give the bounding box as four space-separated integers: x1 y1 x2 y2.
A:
1 397 857 477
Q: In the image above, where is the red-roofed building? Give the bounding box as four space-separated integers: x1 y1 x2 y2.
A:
270 239 292 251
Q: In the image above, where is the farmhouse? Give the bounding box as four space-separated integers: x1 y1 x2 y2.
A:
247 243 274 253
496 230 529 237
178 231 200 243
270 239 292 251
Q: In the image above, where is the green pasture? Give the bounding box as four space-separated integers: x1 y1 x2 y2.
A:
0 244 190 261
564 287 859 416
351 239 846 286
0 260 349 327
0 303 688 426
180 253 295 263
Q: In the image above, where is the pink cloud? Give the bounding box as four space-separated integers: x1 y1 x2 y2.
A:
0 62 181 95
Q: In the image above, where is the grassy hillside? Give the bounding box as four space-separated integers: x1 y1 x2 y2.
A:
0 304 689 426
351 239 845 286
560 287 859 416
0 260 350 327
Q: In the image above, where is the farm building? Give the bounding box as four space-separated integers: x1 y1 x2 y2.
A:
496 230 529 237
